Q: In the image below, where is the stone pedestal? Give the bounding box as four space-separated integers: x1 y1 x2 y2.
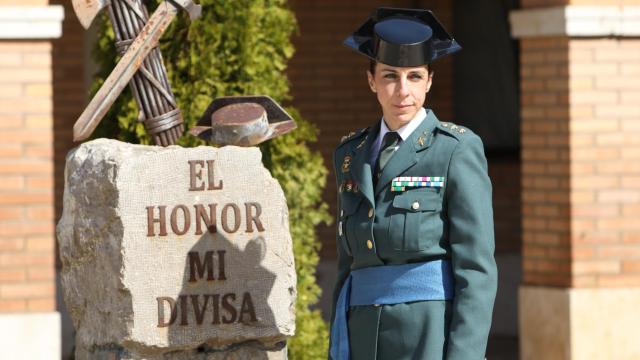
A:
57 139 296 359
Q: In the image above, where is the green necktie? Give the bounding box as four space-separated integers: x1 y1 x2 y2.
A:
374 131 400 186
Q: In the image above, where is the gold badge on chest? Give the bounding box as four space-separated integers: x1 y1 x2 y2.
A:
341 155 352 173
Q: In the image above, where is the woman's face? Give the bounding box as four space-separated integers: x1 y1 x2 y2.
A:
367 64 433 130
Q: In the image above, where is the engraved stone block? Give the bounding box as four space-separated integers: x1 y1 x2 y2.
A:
57 139 296 359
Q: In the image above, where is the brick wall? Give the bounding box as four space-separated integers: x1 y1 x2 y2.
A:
520 36 640 288
0 40 55 311
50 0 86 225
520 38 572 286
569 38 640 287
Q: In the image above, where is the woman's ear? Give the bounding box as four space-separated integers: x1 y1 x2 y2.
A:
425 71 434 93
367 71 376 93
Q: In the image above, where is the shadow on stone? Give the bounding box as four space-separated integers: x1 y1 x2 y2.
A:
161 231 281 359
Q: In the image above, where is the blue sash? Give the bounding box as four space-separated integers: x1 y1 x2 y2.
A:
329 260 455 360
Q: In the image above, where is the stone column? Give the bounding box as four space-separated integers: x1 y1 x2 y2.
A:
0 2 64 358
511 2 640 359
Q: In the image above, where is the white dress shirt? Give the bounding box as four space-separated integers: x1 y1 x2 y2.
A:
369 107 427 165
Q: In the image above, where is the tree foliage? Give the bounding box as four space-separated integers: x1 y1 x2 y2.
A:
91 1 330 358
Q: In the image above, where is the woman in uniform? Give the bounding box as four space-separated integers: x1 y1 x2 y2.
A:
329 8 497 360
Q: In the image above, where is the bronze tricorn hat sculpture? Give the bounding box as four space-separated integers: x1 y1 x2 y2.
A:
189 96 297 146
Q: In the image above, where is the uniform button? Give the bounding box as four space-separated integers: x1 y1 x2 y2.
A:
338 222 343 236
340 210 344 217
411 201 420 210
368 208 374 218
366 239 373 249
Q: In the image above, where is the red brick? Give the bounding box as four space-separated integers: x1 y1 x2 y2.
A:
0 269 25 282
26 207 53 221
27 266 54 281
0 193 52 206
0 176 23 190
0 299 27 312
0 207 22 220
572 260 620 275
0 282 54 299
25 237 53 252
0 222 53 237
25 176 53 190
570 119 618 133
598 246 640 258
622 260 640 273
23 144 52 158
0 145 22 157
623 233 640 243
571 246 595 260
595 105 640 118
571 276 597 287
0 161 52 175
0 238 24 251
597 275 640 287
571 176 618 189
572 231 619 244
570 191 594 204
597 190 640 204
571 205 619 218
27 298 54 312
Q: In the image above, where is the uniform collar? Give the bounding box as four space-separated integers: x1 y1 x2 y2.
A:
372 108 426 163
379 107 426 141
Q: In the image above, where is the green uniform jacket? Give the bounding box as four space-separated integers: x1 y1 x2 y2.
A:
329 109 497 360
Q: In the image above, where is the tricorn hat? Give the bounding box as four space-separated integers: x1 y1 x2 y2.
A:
189 95 296 147
344 7 461 67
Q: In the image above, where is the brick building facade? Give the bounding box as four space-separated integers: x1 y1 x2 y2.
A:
1 0 639 359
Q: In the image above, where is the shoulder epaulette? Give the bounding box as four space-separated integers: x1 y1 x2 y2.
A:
338 127 369 147
437 121 470 139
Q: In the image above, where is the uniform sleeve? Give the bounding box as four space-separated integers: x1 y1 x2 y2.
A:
328 150 353 360
445 134 498 360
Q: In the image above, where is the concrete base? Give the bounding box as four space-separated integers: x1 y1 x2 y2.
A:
520 286 640 360
0 312 61 360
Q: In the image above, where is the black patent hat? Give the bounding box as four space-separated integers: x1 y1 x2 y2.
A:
344 7 461 67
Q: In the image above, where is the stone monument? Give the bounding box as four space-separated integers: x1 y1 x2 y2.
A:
57 139 296 359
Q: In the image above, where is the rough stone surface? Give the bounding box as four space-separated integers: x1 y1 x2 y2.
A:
57 139 296 359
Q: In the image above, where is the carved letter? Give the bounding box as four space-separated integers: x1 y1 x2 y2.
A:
191 294 210 325
189 160 205 191
221 203 241 233
245 202 265 233
157 297 177 327
211 294 221 325
221 293 237 324
239 292 257 324
147 206 167 237
170 205 191 235
179 295 188 326
194 204 217 235
206 160 223 190
217 250 227 280
188 251 215 282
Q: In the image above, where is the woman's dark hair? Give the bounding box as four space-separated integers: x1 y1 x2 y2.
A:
368 59 432 75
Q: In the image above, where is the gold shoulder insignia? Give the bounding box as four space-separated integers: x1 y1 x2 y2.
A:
340 127 369 145
340 131 356 143
439 122 469 136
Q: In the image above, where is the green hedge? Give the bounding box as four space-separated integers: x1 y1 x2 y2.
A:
91 1 330 358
